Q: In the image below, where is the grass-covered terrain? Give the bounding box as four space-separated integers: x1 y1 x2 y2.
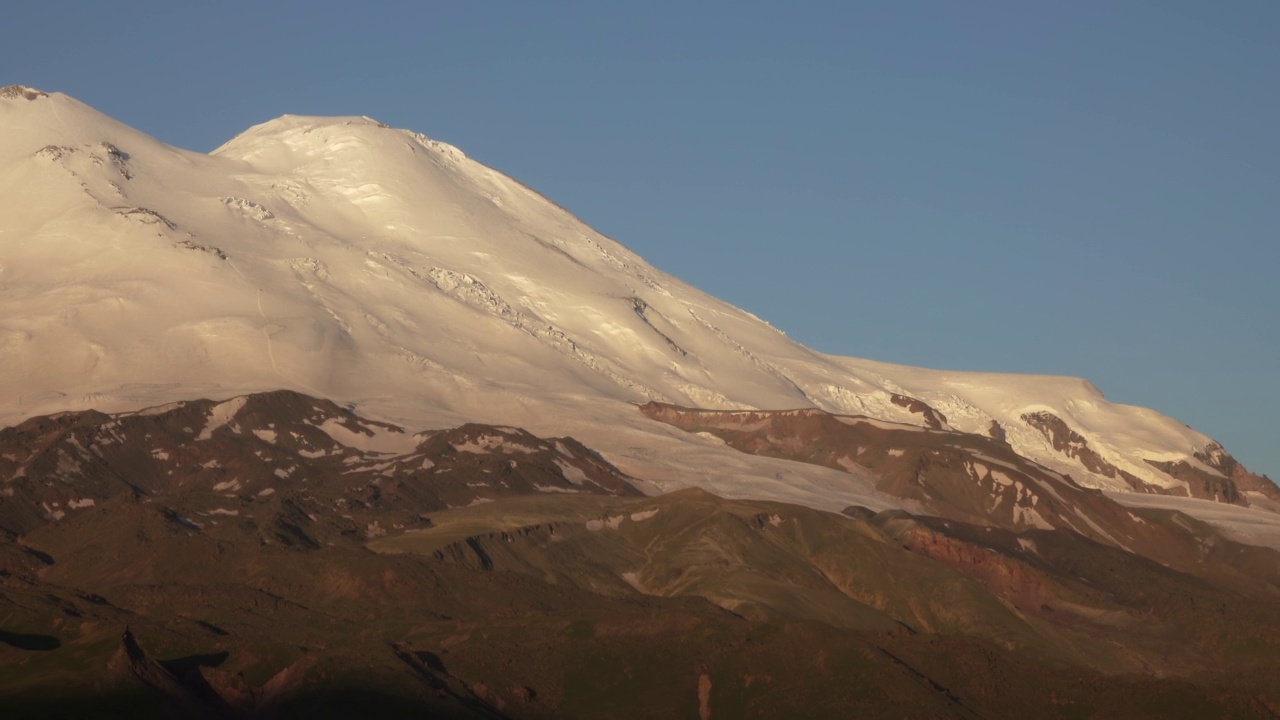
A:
4 486 1279 718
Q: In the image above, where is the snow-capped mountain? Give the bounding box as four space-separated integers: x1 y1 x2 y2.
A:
0 85 1273 523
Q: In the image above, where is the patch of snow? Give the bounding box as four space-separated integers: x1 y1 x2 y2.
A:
989 470 1015 487
134 401 187 417
555 460 589 485
989 493 1005 513
586 514 625 531
316 418 416 454
1012 503 1053 530
199 397 248 441
453 434 537 454
835 456 860 472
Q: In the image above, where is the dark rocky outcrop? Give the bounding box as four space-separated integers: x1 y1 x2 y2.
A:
890 393 950 430
0 390 639 538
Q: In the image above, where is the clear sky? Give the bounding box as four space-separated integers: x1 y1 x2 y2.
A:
5 1 1277 478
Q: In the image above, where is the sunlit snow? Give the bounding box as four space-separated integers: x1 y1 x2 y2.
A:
0 87 1267 534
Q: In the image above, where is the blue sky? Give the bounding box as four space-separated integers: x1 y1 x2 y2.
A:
5 1 1277 478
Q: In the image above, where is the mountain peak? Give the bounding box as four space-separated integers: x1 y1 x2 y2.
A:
211 113 467 174
0 86 177 167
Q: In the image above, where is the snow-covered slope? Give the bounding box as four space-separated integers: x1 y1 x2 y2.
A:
0 86 1270 517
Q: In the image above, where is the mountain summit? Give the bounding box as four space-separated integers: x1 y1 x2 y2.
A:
0 85 1275 527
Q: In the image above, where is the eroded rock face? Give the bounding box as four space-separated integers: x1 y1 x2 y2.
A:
877 517 1062 613
986 420 1008 444
1146 459 1242 505
1196 442 1280 502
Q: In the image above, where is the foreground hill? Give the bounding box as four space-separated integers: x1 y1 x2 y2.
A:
2 392 1280 717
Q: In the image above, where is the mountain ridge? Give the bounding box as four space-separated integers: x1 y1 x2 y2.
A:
0 84 1274 527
